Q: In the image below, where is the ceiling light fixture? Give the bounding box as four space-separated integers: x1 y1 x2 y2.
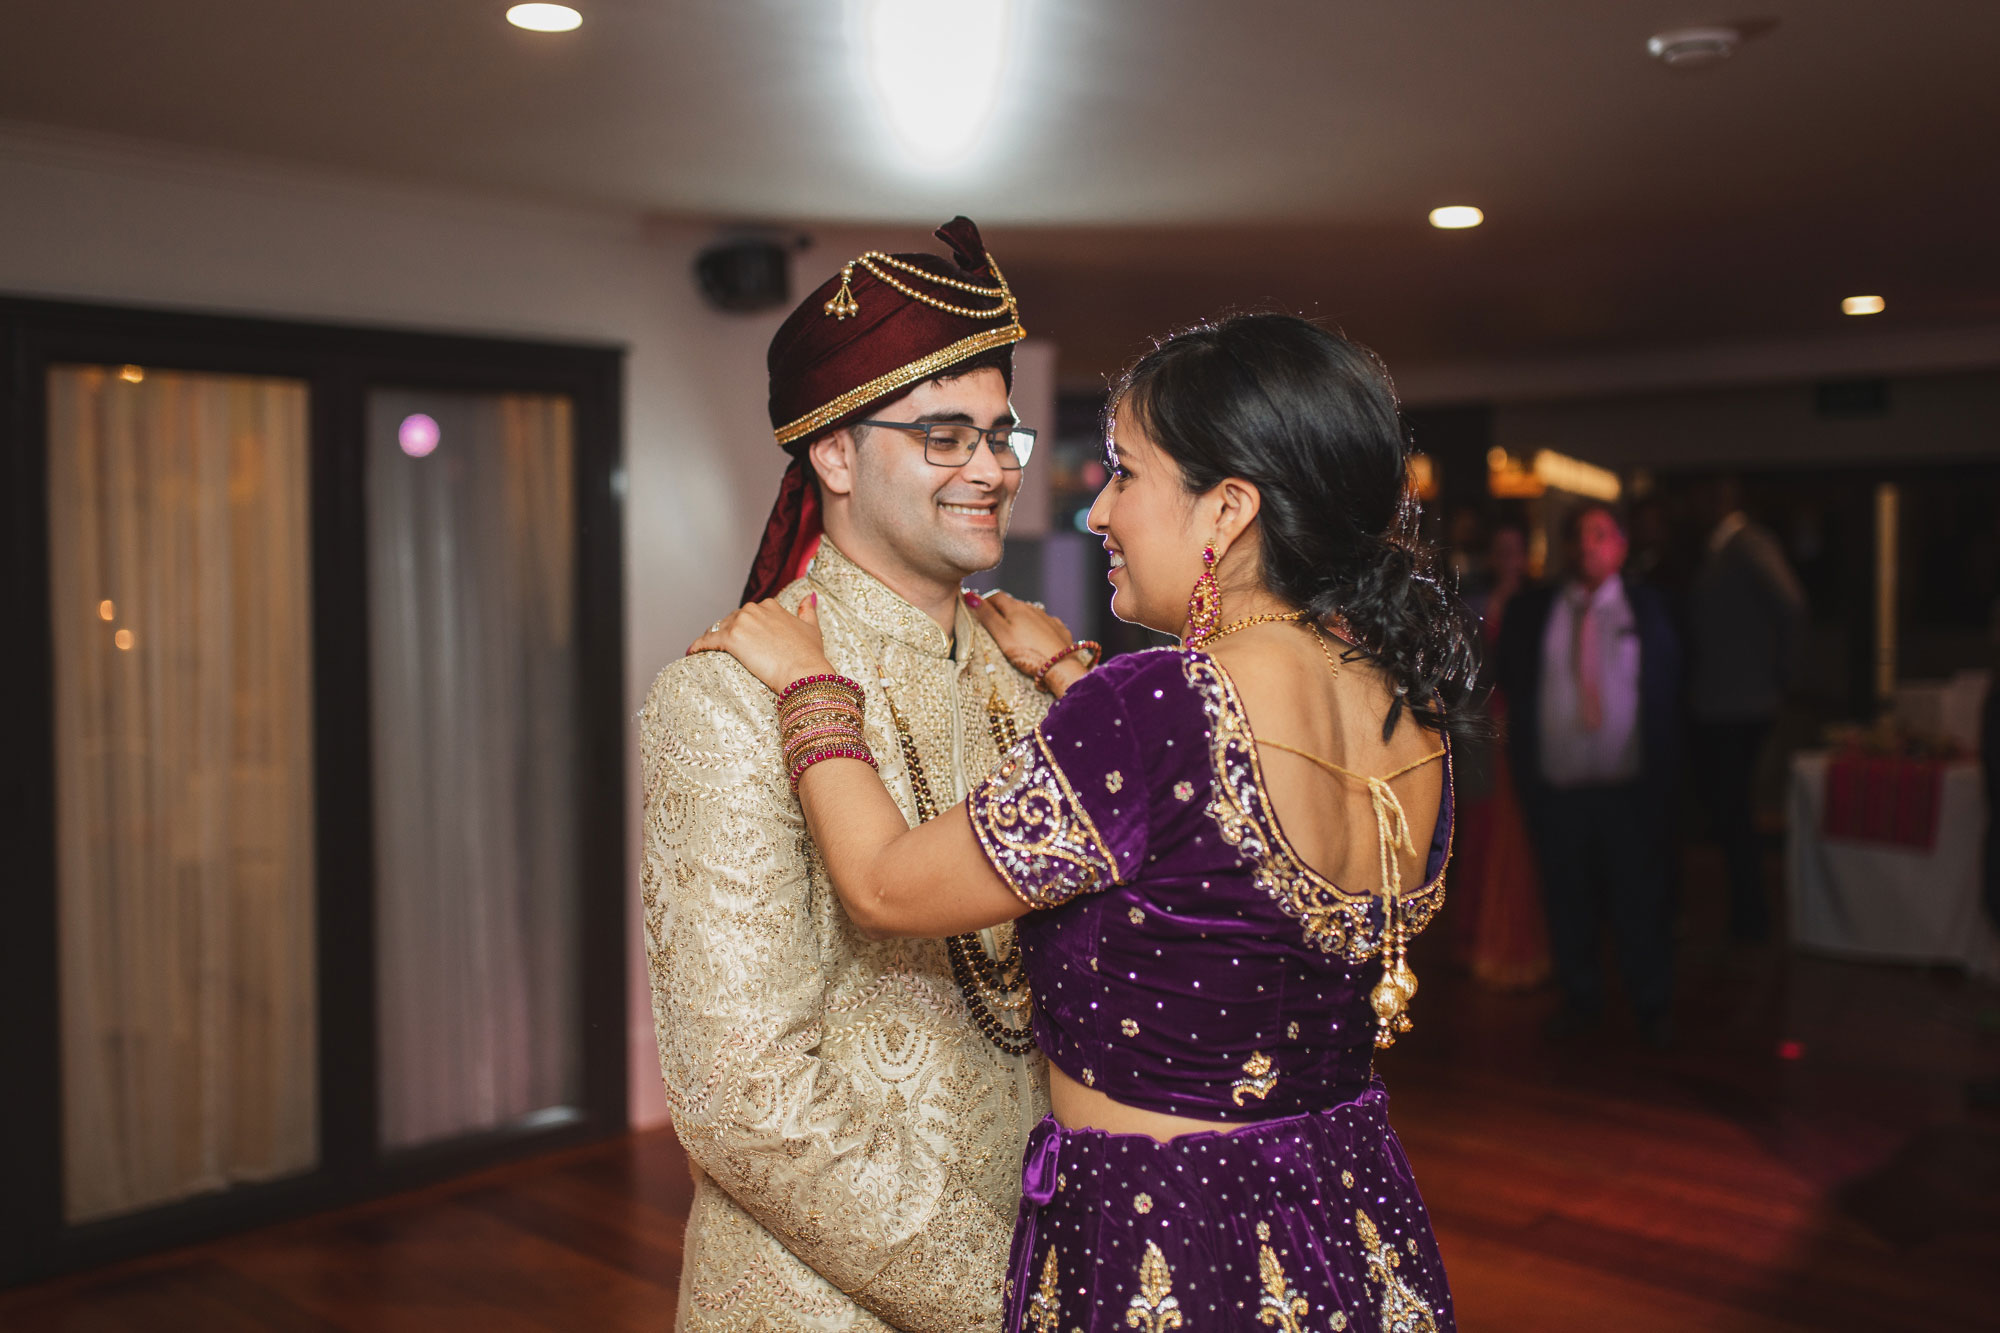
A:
859 0 1012 168
1647 26 1742 67
1429 205 1483 230
1842 295 1886 316
507 4 581 33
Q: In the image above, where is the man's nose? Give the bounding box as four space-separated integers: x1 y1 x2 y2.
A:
957 436 1007 487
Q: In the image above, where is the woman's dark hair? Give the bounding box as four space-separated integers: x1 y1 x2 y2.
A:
1109 312 1477 742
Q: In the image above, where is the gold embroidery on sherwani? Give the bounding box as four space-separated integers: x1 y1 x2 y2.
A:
1355 1209 1438 1333
1254 1221 1311 1332
642 540 1050 1333
1125 1241 1185 1332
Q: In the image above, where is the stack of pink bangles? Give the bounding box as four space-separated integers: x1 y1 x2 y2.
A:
778 673 874 788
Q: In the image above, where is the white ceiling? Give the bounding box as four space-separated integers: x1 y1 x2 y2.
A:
5 0 1998 379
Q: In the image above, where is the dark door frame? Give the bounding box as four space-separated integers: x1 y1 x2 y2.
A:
0 294 628 1286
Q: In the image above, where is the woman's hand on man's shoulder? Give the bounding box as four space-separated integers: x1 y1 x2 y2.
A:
686 594 835 695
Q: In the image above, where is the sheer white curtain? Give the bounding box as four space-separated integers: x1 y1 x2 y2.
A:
367 389 582 1149
48 365 318 1224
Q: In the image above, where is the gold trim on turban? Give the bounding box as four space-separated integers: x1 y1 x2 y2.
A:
772 320 1028 446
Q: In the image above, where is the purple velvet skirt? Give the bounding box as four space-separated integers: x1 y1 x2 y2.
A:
1003 1081 1453 1332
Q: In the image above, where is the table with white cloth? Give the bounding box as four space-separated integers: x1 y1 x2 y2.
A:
1787 750 1999 978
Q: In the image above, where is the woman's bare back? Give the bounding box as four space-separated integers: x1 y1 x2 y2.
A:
1209 626 1445 899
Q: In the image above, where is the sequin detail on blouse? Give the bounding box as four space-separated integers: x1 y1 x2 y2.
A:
1232 1050 1278 1106
968 732 1122 908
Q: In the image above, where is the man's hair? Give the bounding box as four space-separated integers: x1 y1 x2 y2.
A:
802 343 1017 487
848 344 1016 448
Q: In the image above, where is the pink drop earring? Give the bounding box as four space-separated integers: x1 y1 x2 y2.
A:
1183 544 1221 647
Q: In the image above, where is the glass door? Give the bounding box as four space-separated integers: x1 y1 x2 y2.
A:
366 388 584 1150
4 296 625 1286
46 364 318 1223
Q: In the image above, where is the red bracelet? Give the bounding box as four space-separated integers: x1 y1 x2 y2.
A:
789 743 877 787
1030 640 1101 692
777 672 864 704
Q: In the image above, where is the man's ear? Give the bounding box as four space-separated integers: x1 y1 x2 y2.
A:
808 429 859 499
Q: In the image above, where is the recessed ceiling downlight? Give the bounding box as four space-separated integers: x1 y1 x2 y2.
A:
1429 206 1483 230
1647 26 1741 67
507 4 581 32
1842 295 1886 316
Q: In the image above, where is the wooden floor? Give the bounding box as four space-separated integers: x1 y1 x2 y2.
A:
7 856 1999 1330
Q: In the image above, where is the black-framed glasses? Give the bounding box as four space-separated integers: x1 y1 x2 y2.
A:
855 420 1036 470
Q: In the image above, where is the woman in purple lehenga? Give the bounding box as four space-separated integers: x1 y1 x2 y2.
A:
696 313 1478 1333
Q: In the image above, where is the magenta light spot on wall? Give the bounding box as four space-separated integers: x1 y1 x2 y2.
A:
398 413 440 458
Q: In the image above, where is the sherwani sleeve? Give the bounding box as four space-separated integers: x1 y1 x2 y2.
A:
640 653 1015 1331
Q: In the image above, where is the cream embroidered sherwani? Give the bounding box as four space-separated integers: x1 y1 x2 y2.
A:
640 541 1050 1333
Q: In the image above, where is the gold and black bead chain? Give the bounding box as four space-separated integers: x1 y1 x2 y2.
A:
881 673 1036 1056
985 675 1018 753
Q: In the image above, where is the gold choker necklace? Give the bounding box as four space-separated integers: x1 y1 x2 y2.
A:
1196 610 1310 646
1198 611 1349 681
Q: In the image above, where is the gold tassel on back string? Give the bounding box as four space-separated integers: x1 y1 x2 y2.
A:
1370 896 1419 1048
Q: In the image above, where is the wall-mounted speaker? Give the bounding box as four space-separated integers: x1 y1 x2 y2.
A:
694 236 798 313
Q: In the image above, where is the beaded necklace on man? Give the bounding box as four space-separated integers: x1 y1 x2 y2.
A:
878 665 1038 1056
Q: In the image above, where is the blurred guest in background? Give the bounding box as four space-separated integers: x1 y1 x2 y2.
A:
1498 504 1681 1045
1454 520 1550 989
1688 475 1806 943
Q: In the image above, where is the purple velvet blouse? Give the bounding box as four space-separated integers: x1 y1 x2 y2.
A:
967 647 1452 1122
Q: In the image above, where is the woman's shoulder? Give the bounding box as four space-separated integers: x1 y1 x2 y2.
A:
1039 648 1214 767
1064 646 1201 706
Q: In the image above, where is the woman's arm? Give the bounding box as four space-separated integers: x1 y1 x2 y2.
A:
688 594 1029 939
793 761 1025 938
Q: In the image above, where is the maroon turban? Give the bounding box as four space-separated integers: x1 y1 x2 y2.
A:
741 216 1025 603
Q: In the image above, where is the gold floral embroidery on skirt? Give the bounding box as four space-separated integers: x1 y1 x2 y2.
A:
1027 1244 1062 1333
1254 1221 1311 1332
1356 1209 1438 1333
1125 1240 1185 1332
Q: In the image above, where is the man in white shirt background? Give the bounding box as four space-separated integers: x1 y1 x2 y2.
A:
1497 503 1683 1048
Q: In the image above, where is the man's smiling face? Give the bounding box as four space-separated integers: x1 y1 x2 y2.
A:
842 366 1020 587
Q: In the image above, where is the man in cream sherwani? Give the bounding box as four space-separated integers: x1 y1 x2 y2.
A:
640 218 1056 1331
